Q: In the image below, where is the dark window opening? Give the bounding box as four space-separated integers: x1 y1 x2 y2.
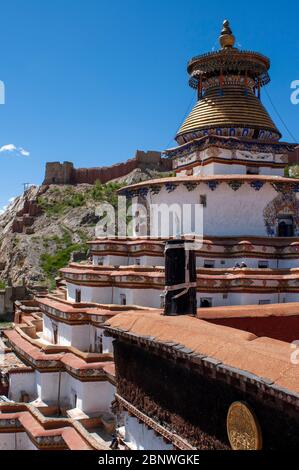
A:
52 323 58 345
75 289 81 303
71 390 78 409
246 167 260 175
204 260 215 268
277 216 294 237
95 332 103 353
200 298 212 308
200 195 207 207
253 129 259 139
258 260 269 269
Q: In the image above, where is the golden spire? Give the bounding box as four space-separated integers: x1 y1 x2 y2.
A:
219 19 235 49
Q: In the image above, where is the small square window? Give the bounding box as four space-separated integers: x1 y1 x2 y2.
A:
246 167 260 175
258 260 268 269
200 298 212 308
135 258 141 266
204 260 214 268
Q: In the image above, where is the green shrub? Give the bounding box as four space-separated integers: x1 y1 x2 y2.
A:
40 228 88 288
288 165 299 178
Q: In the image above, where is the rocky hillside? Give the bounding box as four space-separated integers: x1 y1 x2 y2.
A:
0 168 170 288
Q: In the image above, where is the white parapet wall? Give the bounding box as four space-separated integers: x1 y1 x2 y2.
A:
0 433 38 450
43 313 113 353
145 182 298 238
9 371 36 402
9 369 115 415
123 413 173 450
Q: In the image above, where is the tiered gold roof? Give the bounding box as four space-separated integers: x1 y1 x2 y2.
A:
177 85 279 140
176 21 281 144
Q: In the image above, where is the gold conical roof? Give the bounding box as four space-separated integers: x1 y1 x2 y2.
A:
176 85 280 142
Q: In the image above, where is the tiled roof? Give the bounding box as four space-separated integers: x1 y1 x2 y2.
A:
4 329 115 380
197 302 299 319
105 311 299 395
0 403 109 450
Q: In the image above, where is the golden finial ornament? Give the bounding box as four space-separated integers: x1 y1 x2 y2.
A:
219 20 235 49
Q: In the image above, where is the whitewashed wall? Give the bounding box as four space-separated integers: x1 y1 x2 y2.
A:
10 370 115 414
89 325 113 353
93 254 164 268
196 291 294 307
66 283 299 310
123 413 173 450
9 372 37 402
43 314 113 352
93 255 127 266
147 183 292 237
0 433 37 450
196 258 279 269
67 283 113 304
67 283 163 308
60 374 115 413
36 371 60 404
94 254 297 270
194 162 284 177
112 287 163 308
43 314 90 351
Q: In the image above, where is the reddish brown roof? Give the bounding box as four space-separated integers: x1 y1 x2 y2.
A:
4 329 114 378
105 311 299 394
0 404 108 450
197 302 299 319
38 295 160 320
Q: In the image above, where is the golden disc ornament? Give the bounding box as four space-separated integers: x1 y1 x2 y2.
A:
227 401 262 450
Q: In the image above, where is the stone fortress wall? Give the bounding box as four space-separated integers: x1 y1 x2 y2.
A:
43 150 173 186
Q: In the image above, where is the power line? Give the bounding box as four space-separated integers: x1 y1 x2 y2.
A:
264 88 297 143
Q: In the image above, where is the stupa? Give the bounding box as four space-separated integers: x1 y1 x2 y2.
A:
0 20 299 450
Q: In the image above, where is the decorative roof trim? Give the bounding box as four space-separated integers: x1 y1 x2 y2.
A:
164 135 296 158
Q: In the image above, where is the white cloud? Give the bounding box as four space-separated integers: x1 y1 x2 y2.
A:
0 144 17 152
19 147 30 157
0 205 8 215
0 144 30 157
0 196 17 215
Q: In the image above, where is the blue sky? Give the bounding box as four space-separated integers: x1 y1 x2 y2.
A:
0 0 298 210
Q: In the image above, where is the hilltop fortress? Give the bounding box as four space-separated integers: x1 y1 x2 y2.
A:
43 150 172 185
